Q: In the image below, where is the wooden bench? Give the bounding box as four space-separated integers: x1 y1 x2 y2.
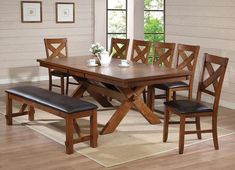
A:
5 86 98 154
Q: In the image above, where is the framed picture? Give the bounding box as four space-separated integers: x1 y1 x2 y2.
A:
56 2 75 23
21 1 42 23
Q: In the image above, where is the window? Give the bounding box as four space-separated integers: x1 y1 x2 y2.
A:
106 0 127 49
144 0 165 42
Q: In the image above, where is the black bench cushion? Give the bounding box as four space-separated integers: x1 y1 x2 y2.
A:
154 81 189 90
164 100 213 114
6 86 97 114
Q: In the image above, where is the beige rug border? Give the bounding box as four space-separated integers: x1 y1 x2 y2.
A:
3 112 235 167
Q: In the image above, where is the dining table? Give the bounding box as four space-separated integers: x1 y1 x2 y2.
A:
37 55 190 135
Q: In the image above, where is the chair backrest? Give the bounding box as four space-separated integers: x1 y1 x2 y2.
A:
109 38 130 59
176 44 200 87
44 38 68 59
196 53 229 113
131 39 151 64
152 42 176 68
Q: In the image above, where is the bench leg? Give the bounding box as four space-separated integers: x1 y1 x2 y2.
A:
65 117 74 154
6 94 13 125
28 106 35 121
90 110 98 148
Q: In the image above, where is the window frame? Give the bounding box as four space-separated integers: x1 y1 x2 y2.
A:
106 0 128 48
144 0 165 42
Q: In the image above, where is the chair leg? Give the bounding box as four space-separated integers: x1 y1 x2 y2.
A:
173 91 176 100
147 85 155 111
179 115 186 154
90 110 98 148
166 89 170 102
212 115 219 150
66 76 69 95
166 89 173 102
60 77 64 95
195 116 202 139
49 73 52 91
163 107 170 142
188 89 192 100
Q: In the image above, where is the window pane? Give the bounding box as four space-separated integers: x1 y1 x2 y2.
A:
144 0 164 10
108 0 126 9
108 11 126 33
144 33 164 42
144 34 164 63
107 34 126 50
144 11 164 33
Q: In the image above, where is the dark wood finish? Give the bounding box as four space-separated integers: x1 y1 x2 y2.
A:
1 81 235 170
44 38 68 59
174 44 200 100
163 53 229 154
148 43 200 111
146 42 176 104
56 2 75 23
131 39 151 64
131 39 152 102
21 1 42 23
151 42 176 67
44 38 78 95
109 38 130 59
37 56 190 135
5 91 97 154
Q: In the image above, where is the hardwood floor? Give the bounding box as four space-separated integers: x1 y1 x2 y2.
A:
0 81 235 170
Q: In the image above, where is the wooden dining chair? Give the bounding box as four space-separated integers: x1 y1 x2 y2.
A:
163 53 229 154
146 42 176 106
131 39 151 64
109 38 130 59
152 44 200 106
130 39 151 102
44 38 78 95
151 42 176 66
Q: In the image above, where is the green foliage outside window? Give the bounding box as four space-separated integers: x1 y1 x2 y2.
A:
144 0 165 62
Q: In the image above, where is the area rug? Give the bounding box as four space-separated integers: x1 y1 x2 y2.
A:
1 97 234 167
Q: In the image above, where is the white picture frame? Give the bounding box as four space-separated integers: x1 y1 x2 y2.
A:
56 2 75 23
21 1 42 23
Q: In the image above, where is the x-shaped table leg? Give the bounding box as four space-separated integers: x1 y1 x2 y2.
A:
72 80 113 107
100 85 161 135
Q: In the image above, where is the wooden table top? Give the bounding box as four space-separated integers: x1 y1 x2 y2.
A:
37 55 190 88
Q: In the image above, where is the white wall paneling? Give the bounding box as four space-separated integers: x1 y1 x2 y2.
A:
0 0 94 84
165 0 235 109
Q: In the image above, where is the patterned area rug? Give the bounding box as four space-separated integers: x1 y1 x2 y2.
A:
1 97 234 167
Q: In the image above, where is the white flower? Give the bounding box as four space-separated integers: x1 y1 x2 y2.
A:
89 42 105 55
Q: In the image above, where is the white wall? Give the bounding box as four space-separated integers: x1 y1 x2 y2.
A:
0 0 94 84
127 0 144 40
94 0 106 47
165 0 235 109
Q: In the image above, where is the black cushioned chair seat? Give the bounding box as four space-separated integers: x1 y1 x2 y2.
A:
6 86 97 114
154 81 189 90
164 100 213 114
51 70 69 77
